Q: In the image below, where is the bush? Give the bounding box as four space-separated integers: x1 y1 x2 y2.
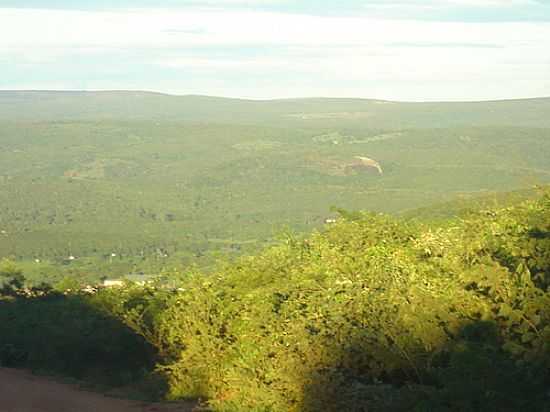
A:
3 192 549 410
112 192 550 411
0 290 156 386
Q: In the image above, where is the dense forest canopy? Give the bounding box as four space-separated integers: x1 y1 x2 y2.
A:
1 92 549 283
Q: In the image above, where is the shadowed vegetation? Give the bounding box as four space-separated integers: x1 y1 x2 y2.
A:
0 289 163 396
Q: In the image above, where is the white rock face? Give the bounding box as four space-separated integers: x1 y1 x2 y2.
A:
355 156 383 175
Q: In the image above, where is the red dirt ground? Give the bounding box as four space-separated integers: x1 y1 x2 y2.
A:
0 368 197 412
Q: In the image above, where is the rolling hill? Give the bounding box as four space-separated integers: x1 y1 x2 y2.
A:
1 91 549 282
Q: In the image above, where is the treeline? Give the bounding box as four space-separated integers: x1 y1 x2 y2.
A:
1 192 549 411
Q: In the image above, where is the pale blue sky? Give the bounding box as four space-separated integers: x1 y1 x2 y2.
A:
2 0 550 21
1 0 549 100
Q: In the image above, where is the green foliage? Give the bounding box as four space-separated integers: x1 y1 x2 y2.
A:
426 322 549 412
0 258 25 294
1 93 550 280
99 193 549 411
0 258 24 281
1 185 549 409
0 290 157 387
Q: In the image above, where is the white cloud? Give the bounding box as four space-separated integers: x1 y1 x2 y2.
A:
366 0 539 7
2 7 548 49
439 0 538 6
0 7 549 100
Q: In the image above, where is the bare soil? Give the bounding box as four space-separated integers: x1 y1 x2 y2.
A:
0 368 197 412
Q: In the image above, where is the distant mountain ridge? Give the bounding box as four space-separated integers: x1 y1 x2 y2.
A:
1 90 549 128
1 89 549 102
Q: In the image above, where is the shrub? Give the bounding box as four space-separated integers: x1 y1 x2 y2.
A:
111 193 550 410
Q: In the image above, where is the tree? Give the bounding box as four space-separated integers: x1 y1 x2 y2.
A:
0 258 25 295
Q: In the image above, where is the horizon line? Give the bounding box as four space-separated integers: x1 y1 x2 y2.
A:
0 89 549 105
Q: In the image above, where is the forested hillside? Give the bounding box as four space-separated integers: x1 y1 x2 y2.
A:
1 92 550 128
1 192 549 411
1 92 549 283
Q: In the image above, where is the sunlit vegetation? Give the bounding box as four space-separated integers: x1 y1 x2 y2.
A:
2 192 549 411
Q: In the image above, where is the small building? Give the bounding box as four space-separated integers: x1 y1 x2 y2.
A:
102 279 125 288
81 285 98 294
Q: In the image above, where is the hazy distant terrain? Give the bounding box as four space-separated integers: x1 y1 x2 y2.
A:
1 91 549 281
1 91 550 127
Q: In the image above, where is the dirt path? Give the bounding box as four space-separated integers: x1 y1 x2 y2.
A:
0 368 197 412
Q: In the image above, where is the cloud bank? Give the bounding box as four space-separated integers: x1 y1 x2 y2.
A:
1 2 549 100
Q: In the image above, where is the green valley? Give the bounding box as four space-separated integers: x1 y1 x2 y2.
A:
1 92 549 283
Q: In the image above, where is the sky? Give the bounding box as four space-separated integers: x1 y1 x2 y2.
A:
1 0 549 101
